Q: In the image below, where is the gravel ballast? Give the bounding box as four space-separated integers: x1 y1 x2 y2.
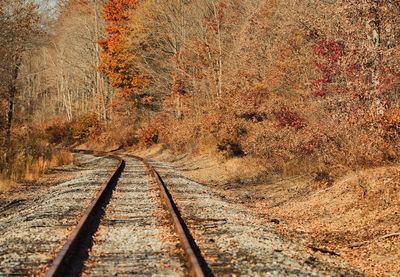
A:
0 154 118 276
82 156 186 276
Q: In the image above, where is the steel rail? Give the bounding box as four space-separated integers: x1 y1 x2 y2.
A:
44 151 124 277
128 155 208 277
44 150 209 277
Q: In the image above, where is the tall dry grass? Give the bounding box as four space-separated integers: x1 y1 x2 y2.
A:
0 176 18 193
0 149 74 193
23 150 74 183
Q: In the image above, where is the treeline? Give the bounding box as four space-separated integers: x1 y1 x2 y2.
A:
2 0 400 180
97 0 400 175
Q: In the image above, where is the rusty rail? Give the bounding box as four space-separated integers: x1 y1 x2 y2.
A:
44 151 124 277
128 155 209 277
44 150 210 277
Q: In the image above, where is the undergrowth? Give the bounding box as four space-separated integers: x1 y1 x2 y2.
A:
0 125 74 191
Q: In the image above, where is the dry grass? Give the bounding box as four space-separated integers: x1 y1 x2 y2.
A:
0 150 74 191
24 156 49 183
194 135 220 157
24 150 73 182
134 144 264 186
50 150 74 167
0 176 19 193
98 121 139 148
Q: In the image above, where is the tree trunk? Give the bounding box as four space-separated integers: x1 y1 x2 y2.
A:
5 56 21 163
176 94 182 119
213 1 223 98
217 19 222 98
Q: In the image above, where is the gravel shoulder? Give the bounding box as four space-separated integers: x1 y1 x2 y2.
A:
134 145 399 276
148 159 361 276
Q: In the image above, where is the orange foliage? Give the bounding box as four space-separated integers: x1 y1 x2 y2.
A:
98 0 148 107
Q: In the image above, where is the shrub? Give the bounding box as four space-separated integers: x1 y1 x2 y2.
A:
72 113 101 141
139 127 159 147
45 122 73 144
217 139 244 158
0 126 60 182
272 106 306 130
379 107 400 142
50 150 74 167
100 121 139 146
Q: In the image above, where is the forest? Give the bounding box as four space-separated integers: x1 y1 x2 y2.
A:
2 0 400 182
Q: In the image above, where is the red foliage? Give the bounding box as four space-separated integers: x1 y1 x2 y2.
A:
207 1 226 30
312 38 344 97
302 133 325 154
170 72 186 96
89 119 102 139
377 66 400 94
272 106 306 130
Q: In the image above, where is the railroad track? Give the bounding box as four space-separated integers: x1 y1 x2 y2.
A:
44 150 211 277
0 151 362 276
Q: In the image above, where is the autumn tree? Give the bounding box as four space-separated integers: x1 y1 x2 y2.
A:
97 0 151 117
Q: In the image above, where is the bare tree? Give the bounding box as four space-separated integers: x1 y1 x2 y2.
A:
0 0 44 161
